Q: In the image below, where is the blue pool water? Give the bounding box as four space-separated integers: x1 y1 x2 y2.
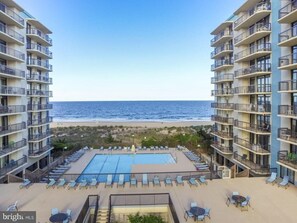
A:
78 154 175 182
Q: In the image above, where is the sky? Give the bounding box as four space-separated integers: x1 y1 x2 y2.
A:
17 0 245 101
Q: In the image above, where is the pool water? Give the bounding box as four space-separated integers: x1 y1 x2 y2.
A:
79 153 175 182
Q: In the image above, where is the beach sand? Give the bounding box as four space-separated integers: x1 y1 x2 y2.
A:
51 120 213 128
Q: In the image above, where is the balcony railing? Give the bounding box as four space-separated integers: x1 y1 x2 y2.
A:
0 23 24 43
234 84 271 94
26 73 52 84
211 130 233 139
233 152 270 174
278 105 297 117
211 115 233 125
279 80 297 91
211 103 234 110
27 89 53 97
211 142 233 154
0 139 27 157
0 122 26 136
234 43 271 61
27 103 53 111
211 73 233 83
27 58 52 71
211 44 233 58
0 155 27 177
234 63 271 78
0 2 24 26
29 145 52 157
211 31 233 45
234 136 270 154
28 117 53 126
28 131 52 141
278 128 297 144
27 43 52 58
0 105 26 115
279 53 297 68
279 0 297 19
279 26 297 44
234 23 271 45
278 150 297 171
26 28 52 45
234 120 270 133
211 59 233 71
0 43 25 61
0 85 25 95
0 64 25 78
211 88 233 96
235 103 271 113
234 2 271 29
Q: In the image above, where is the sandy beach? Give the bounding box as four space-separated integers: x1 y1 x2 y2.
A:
50 120 213 128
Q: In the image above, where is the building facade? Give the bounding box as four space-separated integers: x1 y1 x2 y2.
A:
0 0 53 183
211 0 297 185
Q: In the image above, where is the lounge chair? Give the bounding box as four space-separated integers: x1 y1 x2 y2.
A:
142 174 148 186
176 176 184 186
266 172 277 184
198 176 208 185
7 201 18 211
189 178 198 187
153 176 160 186
79 179 88 189
19 179 31 189
57 179 66 188
165 177 173 186
130 177 137 187
67 180 77 190
51 208 59 215
46 179 56 188
89 178 98 188
105 174 113 188
118 174 125 187
278 176 289 189
204 208 211 219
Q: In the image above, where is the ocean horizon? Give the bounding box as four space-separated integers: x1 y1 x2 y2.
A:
50 100 213 122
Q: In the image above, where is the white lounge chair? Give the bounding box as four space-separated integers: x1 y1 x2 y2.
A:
89 178 98 188
266 172 277 184
46 178 56 188
67 180 77 190
118 174 125 187
7 201 18 212
278 176 289 189
57 179 66 188
105 174 113 188
176 176 184 186
142 174 148 186
130 177 137 187
79 179 88 189
19 179 31 189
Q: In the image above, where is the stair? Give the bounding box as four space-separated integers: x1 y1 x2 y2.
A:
96 208 109 223
236 168 249 178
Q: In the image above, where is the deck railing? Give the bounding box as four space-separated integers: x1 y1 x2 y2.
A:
234 23 271 44
211 103 234 110
234 136 270 153
234 119 270 133
211 31 232 45
234 63 271 78
0 2 24 26
278 150 297 170
234 43 271 61
234 103 271 113
0 156 27 176
26 28 52 45
279 0 297 19
279 53 297 67
75 195 99 223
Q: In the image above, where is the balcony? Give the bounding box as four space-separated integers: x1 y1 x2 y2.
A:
278 105 297 118
211 44 233 59
234 136 270 155
27 89 53 97
28 131 52 142
279 80 297 93
211 73 233 84
0 2 24 28
0 43 25 62
279 26 297 47
27 58 52 71
278 128 297 145
0 105 26 115
234 43 271 63
27 103 53 111
211 130 233 140
278 0 297 23
26 28 52 46
211 88 233 97
279 53 297 70
234 2 271 31
211 142 233 155
234 84 271 95
211 103 234 110
0 22 24 45
0 139 27 158
277 151 297 171
28 145 52 158
0 122 26 136
234 23 271 46
211 59 233 72
233 152 270 175
234 63 271 79
234 119 270 134
211 31 233 47
0 85 25 95
211 115 233 125
27 43 52 59
0 64 25 79
28 117 53 127
234 103 271 114
0 156 27 177
27 73 52 84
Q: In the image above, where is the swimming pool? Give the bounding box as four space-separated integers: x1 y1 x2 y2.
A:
78 153 175 182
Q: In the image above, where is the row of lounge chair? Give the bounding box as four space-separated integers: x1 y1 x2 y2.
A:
66 149 85 162
98 145 170 151
183 151 210 171
266 172 290 188
137 146 169 151
188 176 208 187
46 178 98 189
41 164 71 183
184 151 201 162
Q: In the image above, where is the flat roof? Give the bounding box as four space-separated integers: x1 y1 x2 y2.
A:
211 21 233 35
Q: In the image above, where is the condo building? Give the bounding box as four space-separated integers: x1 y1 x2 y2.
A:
0 0 53 183
211 0 297 185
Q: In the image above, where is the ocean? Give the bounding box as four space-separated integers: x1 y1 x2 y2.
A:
50 101 213 122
